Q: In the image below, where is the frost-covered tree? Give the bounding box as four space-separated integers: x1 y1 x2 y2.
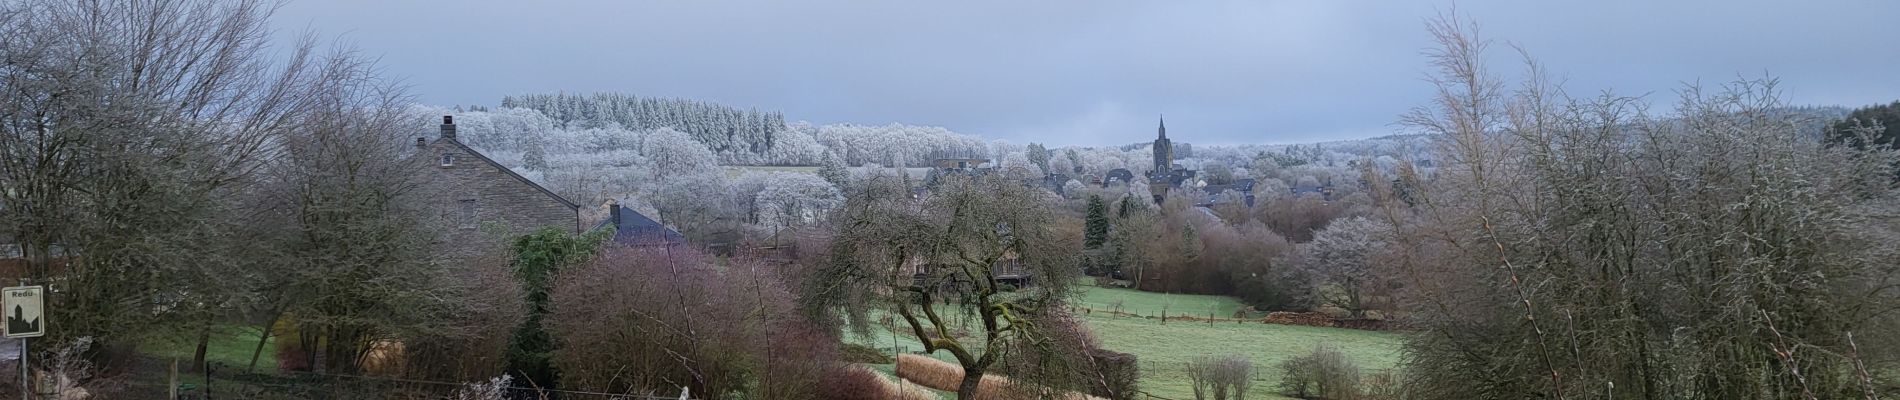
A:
740 172 843 234
639 127 721 185
1027 142 1052 175
1297 217 1391 318
1394 14 1900 398
817 151 850 188
1202 163 1236 185
501 92 788 162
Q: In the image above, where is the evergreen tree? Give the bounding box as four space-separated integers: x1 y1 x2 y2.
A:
1827 100 1900 149
1027 142 1052 175
1085 195 1109 249
818 151 849 188
1116 194 1139 219
507 227 610 391
523 136 549 171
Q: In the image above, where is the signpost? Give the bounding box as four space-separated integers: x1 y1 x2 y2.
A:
5 285 45 400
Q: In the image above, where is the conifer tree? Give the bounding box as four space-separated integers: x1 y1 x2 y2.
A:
1085 195 1109 250
818 151 849 188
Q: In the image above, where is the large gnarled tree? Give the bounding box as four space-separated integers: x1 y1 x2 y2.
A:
803 174 1088 398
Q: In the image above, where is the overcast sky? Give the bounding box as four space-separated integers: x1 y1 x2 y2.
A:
272 0 1900 147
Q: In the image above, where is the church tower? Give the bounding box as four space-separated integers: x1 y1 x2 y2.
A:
1152 115 1173 175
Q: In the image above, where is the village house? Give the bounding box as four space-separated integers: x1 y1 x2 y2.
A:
908 250 1033 295
414 116 582 263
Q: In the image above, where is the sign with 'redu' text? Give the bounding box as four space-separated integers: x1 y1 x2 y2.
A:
3 286 44 339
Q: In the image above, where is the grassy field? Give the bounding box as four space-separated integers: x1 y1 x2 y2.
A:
1073 283 1255 319
1085 312 1402 399
139 324 278 372
847 285 1405 400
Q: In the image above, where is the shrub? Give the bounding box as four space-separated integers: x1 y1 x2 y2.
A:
1084 349 1140 400
1357 370 1408 400
1278 344 1360 399
403 249 525 382
816 365 939 400
816 365 884 400
546 248 836 398
1186 355 1254 400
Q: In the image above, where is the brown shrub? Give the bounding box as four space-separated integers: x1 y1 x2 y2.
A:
1263 311 1336 328
548 248 836 398
401 249 523 382
1083 349 1140 400
1278 344 1361 399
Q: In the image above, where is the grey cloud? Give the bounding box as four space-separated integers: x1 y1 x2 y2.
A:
273 0 1900 146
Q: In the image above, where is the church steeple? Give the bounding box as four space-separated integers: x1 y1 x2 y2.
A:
1157 115 1167 139
1152 115 1173 175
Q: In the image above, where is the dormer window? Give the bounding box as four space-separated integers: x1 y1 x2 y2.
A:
440 153 455 166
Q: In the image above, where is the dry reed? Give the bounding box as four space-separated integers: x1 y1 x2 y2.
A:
893 354 1106 400
864 364 941 400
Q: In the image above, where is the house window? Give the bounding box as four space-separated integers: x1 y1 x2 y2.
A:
440 153 455 166
458 199 476 228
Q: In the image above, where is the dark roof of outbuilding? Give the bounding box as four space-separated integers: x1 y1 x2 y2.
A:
592 202 686 246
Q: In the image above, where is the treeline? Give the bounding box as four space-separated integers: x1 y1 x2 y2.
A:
501 92 789 157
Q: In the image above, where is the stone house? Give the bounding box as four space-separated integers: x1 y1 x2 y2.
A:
414 116 581 264
908 250 1033 295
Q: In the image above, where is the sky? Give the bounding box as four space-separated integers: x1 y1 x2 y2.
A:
271 0 1900 147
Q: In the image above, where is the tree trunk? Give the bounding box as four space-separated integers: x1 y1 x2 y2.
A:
248 307 283 373
191 324 211 372
957 364 985 399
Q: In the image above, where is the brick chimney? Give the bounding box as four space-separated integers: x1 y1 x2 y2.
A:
414 137 426 148
440 115 456 139
609 201 623 227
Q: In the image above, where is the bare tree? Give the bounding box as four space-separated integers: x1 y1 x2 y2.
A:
1187 355 1254 400
242 46 455 374
1393 11 1900 399
0 0 396 361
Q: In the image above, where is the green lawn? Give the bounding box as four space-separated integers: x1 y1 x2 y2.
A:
1085 313 1402 399
128 323 306 399
1073 283 1254 319
847 285 1405 400
139 324 278 372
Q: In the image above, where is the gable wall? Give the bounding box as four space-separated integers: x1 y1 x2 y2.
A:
415 139 578 264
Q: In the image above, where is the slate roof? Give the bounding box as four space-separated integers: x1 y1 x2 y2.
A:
593 202 686 246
